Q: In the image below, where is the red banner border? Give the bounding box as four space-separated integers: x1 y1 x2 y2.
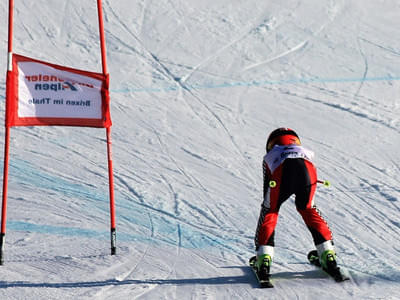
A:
6 54 112 128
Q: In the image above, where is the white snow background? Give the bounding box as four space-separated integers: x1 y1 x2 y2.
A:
0 0 399 299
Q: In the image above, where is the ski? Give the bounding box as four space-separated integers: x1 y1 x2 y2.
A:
249 256 274 288
307 250 349 282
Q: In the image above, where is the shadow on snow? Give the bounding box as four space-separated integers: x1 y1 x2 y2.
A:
0 267 343 289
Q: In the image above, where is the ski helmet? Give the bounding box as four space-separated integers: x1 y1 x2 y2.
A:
266 127 301 152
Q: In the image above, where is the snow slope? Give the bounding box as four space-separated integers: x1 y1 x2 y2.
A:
0 0 399 299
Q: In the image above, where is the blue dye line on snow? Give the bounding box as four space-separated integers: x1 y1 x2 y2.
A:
1 75 399 98
9 159 106 204
111 75 400 93
6 159 243 254
7 219 242 253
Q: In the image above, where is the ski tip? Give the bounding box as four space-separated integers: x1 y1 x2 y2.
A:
307 250 321 267
260 281 274 288
333 269 350 282
307 250 318 260
333 275 350 282
249 256 256 266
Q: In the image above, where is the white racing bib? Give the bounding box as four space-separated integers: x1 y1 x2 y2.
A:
264 145 314 173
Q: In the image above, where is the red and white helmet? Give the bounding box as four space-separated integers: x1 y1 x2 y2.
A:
266 127 301 152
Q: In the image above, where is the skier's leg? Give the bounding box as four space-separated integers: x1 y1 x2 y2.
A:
298 206 333 244
254 165 292 274
293 160 337 268
254 207 277 276
298 207 339 269
255 164 287 254
255 207 278 255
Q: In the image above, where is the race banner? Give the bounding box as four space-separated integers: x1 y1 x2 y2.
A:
6 54 112 128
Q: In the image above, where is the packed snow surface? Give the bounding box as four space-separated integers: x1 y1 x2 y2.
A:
0 0 399 299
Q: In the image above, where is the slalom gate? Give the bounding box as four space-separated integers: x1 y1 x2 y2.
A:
0 0 116 264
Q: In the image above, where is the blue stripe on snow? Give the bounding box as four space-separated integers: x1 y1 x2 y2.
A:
6 159 244 254
110 75 400 93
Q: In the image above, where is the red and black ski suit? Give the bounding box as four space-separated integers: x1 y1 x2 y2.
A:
255 145 333 251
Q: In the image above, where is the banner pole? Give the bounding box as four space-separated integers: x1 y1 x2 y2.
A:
97 0 116 255
97 0 108 75
1 127 10 265
106 127 116 255
1 0 14 265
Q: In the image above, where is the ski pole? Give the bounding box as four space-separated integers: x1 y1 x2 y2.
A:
269 179 331 188
317 179 331 187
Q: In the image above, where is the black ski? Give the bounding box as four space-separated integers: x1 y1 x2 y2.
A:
307 250 349 282
249 256 274 288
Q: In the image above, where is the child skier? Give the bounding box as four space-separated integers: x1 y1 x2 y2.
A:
254 127 338 280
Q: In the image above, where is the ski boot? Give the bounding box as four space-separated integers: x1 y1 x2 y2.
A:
320 249 337 272
320 250 348 282
255 254 271 280
308 249 349 282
